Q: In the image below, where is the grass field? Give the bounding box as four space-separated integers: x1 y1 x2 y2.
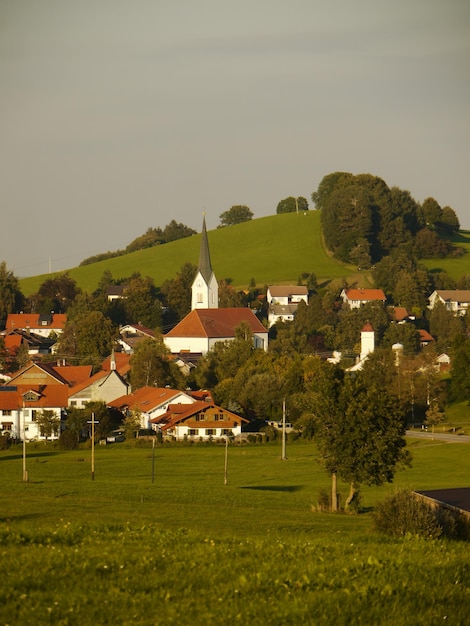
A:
1 438 469 625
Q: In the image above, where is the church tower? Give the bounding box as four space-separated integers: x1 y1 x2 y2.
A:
191 216 219 310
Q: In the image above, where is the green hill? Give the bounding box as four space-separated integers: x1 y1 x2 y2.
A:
19 213 356 296
18 213 470 297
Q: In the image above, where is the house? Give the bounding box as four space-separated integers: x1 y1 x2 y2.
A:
150 400 248 441
106 284 129 301
0 385 69 440
388 306 415 324
428 290 470 316
107 386 196 430
418 329 435 348
435 353 451 372
341 288 386 309
118 324 156 354
68 355 129 409
267 285 308 327
4 313 67 338
163 216 268 355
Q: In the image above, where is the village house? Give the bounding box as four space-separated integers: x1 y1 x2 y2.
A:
118 324 156 354
428 290 470 316
107 386 197 430
340 288 386 309
266 285 308 327
4 313 67 338
151 400 248 441
68 352 130 409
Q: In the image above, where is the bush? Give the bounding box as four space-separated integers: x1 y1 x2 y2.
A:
372 489 470 540
58 429 79 450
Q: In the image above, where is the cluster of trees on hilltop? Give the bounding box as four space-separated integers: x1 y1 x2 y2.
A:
79 220 197 266
312 172 461 268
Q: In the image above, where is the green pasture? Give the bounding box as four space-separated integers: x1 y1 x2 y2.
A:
1 438 469 625
424 229 470 280
19 213 357 296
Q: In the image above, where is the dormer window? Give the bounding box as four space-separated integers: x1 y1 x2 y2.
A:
23 391 40 402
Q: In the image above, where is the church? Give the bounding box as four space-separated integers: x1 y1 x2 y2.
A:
163 217 268 355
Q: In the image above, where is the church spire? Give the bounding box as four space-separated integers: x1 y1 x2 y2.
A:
198 215 213 284
191 215 218 310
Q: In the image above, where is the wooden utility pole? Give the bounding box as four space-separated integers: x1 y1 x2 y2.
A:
87 413 99 481
281 399 287 460
224 437 229 485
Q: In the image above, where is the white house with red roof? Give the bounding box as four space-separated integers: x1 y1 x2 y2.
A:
150 400 248 441
163 217 268 355
107 386 196 429
341 288 386 309
4 313 67 338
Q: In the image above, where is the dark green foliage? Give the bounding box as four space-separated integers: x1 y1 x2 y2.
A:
34 272 81 313
0 261 24 319
219 205 253 227
449 338 470 401
80 221 196 265
160 262 197 323
276 196 308 214
314 172 459 266
373 489 470 540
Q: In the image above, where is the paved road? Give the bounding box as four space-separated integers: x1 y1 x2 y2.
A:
406 429 470 443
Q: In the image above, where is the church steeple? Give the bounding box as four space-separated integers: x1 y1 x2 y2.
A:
198 216 213 284
191 215 218 310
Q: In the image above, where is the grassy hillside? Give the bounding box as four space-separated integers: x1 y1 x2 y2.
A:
19 215 470 297
19 213 355 296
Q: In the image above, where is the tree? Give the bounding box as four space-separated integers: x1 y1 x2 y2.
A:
122 412 142 440
161 263 197 323
219 205 253 227
421 197 442 227
439 206 460 234
36 410 61 441
57 311 118 365
123 275 162 328
276 196 308 214
162 220 197 242
0 261 24 319
311 361 410 511
36 273 81 313
129 336 182 390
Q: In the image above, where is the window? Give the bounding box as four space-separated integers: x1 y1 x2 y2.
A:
70 401 77 407
2 410 11 416
188 429 197 436
221 429 233 436
205 429 215 436
31 410 37 422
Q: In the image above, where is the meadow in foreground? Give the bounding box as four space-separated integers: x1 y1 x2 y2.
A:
1 439 469 625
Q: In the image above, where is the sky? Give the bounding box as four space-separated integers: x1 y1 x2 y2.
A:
1 0 469 277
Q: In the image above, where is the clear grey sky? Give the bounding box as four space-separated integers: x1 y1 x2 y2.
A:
1 0 469 277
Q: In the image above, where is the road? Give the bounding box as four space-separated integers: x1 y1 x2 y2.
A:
406 429 470 443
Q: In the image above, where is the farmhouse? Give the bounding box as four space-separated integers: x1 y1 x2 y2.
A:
151 400 248 441
163 216 268 355
108 386 196 430
68 353 129 409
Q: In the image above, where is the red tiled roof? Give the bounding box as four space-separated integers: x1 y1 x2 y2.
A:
4 335 22 353
153 401 248 430
53 366 93 387
101 352 131 375
419 329 434 342
108 386 191 412
344 288 386 302
165 308 267 339
0 384 69 410
5 313 67 331
361 323 374 332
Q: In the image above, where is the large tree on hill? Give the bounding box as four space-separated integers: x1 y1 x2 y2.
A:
36 273 81 313
276 196 308 214
219 205 253 227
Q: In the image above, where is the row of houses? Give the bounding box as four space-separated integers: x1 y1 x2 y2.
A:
0 354 247 442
